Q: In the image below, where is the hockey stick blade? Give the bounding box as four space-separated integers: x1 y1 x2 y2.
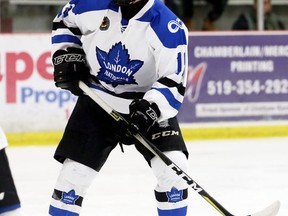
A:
249 200 280 216
79 81 280 216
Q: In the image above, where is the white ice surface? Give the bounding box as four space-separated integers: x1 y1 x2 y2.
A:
6 137 288 216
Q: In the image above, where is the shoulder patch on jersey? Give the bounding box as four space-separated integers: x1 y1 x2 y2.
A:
99 16 110 30
96 42 143 87
168 18 185 33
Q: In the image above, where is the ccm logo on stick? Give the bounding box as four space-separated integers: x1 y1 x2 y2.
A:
152 130 179 140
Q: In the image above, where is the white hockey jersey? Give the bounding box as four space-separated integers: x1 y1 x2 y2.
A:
0 127 8 150
52 0 188 121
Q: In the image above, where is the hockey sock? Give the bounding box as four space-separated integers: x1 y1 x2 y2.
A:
0 149 21 215
49 159 97 216
151 151 189 216
1 208 22 216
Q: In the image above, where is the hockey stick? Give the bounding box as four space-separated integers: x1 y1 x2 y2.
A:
79 80 280 216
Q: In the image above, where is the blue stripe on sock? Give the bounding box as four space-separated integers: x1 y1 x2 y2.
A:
157 206 187 216
0 204 21 214
49 205 79 216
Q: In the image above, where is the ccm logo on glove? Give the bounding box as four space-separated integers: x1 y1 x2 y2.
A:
128 99 160 135
53 53 87 65
52 47 91 96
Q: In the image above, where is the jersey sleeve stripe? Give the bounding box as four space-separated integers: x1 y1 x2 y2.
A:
52 21 82 36
152 87 181 111
158 77 185 96
52 34 82 46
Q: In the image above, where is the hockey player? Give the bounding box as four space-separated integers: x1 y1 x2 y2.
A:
49 0 189 215
0 128 22 216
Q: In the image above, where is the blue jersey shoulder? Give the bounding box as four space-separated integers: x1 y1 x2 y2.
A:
138 0 187 48
69 0 118 15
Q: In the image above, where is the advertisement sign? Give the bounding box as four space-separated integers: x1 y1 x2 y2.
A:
178 32 288 123
0 34 77 132
1 32 288 133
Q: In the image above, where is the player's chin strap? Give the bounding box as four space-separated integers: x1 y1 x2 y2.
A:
79 80 280 216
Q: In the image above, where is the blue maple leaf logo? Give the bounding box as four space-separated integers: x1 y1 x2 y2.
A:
61 189 79 205
166 187 183 203
96 42 143 87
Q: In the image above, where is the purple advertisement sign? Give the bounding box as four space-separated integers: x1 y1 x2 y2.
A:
178 32 288 123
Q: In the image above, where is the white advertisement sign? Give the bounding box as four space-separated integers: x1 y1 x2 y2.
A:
0 34 77 132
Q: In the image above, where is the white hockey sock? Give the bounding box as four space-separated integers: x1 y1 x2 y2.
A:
49 159 97 216
151 151 189 216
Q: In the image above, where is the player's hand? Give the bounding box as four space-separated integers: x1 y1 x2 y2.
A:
52 47 90 96
128 99 160 135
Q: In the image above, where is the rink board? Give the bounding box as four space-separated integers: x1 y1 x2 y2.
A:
6 124 288 146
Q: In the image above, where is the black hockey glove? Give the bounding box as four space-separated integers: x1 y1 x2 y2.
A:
52 47 90 96
128 99 160 135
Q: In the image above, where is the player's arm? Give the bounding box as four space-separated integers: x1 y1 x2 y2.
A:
51 3 91 95
144 19 189 122
127 27 188 135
